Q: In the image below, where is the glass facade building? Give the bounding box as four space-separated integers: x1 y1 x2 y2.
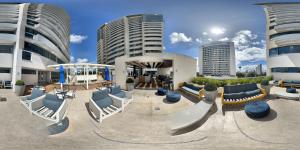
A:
258 2 300 80
0 3 70 86
97 14 164 65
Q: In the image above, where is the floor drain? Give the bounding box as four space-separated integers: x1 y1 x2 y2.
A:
154 107 160 110
0 97 7 102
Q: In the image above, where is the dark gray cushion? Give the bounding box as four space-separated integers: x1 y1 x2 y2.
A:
43 94 62 111
114 91 126 98
224 92 246 100
95 97 113 108
245 89 260 97
29 89 44 100
111 86 122 95
93 89 110 100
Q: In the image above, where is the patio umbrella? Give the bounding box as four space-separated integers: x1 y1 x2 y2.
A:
59 65 65 90
104 66 110 81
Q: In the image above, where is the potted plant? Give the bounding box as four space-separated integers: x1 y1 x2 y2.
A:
14 80 25 96
261 80 271 96
204 81 218 102
126 78 134 91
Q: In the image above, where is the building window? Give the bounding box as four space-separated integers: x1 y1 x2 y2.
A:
22 51 32 61
0 30 16 34
270 31 300 39
22 69 36 75
145 45 162 47
0 68 10 73
0 45 14 53
269 45 300 57
271 67 300 73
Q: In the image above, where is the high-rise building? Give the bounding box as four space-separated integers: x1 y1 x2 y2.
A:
258 2 300 80
199 41 236 76
0 3 70 86
97 14 163 65
256 64 263 75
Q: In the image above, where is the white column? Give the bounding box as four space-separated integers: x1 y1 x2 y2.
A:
86 65 89 89
12 4 28 90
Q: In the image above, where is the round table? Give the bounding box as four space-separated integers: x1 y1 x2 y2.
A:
166 92 181 103
245 101 270 118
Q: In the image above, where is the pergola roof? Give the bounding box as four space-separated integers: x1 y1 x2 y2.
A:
47 63 115 70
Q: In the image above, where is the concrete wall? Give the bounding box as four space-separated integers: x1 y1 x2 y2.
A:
21 74 38 85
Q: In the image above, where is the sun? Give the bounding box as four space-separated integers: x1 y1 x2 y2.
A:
210 27 225 35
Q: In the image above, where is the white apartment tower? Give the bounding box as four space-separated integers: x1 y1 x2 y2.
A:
0 3 70 87
97 14 164 65
199 41 236 76
258 2 300 80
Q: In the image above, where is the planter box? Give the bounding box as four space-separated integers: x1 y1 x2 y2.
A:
126 83 134 91
14 85 25 96
205 90 217 102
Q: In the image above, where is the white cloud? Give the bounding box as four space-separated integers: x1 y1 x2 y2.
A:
208 38 212 41
232 30 258 51
76 58 89 63
235 47 265 66
218 37 229 42
70 56 75 63
202 32 208 35
169 32 192 44
195 38 202 44
70 34 88 43
210 27 226 35
163 46 166 50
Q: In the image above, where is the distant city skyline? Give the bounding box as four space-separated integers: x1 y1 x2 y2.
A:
5 0 298 72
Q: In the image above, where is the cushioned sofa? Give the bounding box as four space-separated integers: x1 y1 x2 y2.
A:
89 89 123 123
282 80 300 87
221 83 266 105
178 82 204 99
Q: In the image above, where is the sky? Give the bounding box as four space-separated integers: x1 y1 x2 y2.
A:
6 0 297 72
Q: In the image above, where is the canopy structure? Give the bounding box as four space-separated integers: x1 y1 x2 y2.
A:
47 63 115 89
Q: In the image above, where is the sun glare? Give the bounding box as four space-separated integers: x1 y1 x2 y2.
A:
210 27 225 35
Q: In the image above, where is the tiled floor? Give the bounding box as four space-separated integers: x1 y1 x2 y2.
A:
0 88 299 150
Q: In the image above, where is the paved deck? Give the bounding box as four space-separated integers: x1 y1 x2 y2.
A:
0 89 300 149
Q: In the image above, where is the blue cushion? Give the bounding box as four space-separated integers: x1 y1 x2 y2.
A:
245 89 260 97
286 88 297 93
224 92 245 100
111 86 122 95
43 94 62 111
166 92 181 102
284 80 293 83
224 83 258 94
92 89 109 100
292 81 300 84
114 91 126 98
245 101 270 118
94 97 113 108
157 88 167 96
29 89 44 100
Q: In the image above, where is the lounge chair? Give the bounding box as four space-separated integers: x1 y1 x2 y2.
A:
221 83 267 105
109 86 133 109
30 94 68 123
178 82 204 99
20 88 45 109
89 89 123 123
4 81 12 89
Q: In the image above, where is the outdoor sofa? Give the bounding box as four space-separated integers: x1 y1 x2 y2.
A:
89 89 123 123
20 88 45 109
221 83 267 105
178 82 204 99
30 94 68 123
109 86 133 109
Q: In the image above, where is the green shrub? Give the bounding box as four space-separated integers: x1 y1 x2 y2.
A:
15 80 25 86
204 81 217 91
261 80 269 86
126 78 134 83
192 76 273 87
